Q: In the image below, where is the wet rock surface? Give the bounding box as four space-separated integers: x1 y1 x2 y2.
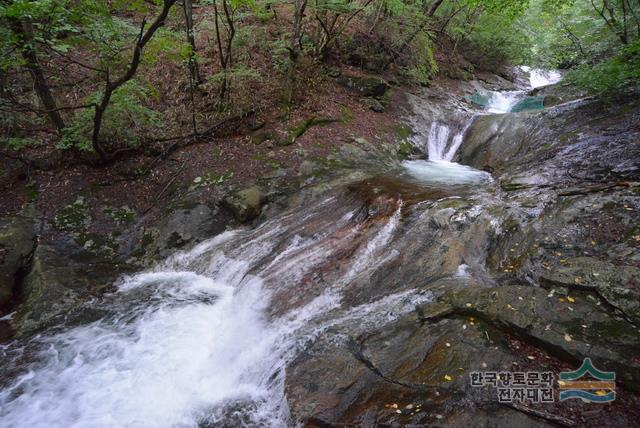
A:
14 240 120 337
221 185 268 223
0 207 37 308
282 83 640 426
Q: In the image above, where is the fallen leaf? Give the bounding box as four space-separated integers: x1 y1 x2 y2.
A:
444 375 452 381
567 296 575 303
564 333 572 342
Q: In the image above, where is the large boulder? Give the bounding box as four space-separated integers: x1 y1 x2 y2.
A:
337 74 390 98
221 186 267 223
157 203 223 251
0 207 37 307
14 240 118 336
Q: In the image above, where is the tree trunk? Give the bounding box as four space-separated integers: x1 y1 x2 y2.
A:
10 19 65 132
285 0 308 108
91 0 177 162
383 0 445 69
183 0 202 84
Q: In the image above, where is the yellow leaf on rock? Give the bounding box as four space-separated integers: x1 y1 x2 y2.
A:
444 375 452 381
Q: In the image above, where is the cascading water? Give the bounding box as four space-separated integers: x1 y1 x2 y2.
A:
522 66 562 88
0 196 432 428
404 117 492 186
0 66 566 427
426 120 474 162
485 91 522 114
404 67 563 184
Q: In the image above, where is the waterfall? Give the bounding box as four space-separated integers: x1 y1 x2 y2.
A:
0 197 433 428
520 66 562 89
486 91 522 113
426 118 474 162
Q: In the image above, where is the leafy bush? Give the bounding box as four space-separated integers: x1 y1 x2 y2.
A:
208 64 262 110
59 80 162 152
566 40 640 95
1 137 42 151
400 32 438 85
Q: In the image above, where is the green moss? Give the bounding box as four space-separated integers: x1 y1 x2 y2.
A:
395 123 413 140
397 141 414 160
252 153 281 169
103 205 136 225
54 197 91 232
279 117 338 146
340 106 353 124
188 171 233 191
130 229 157 258
25 181 38 202
500 181 531 191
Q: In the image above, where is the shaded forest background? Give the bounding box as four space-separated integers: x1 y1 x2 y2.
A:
2 0 638 164
0 0 638 230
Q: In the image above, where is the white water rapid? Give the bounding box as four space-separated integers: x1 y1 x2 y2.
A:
404 116 492 186
406 67 562 182
426 119 474 162
526 68 562 89
0 197 433 428
485 91 522 114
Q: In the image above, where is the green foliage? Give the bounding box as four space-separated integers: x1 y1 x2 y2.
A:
208 64 262 109
401 32 438 85
450 3 533 67
59 80 162 152
0 0 87 69
566 39 640 95
1 137 42 151
145 28 192 65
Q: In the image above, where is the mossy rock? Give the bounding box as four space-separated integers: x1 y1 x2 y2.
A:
53 197 90 232
337 74 390 98
221 186 267 223
251 131 275 145
278 117 338 147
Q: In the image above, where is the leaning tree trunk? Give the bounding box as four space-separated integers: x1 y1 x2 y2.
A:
383 0 445 69
91 0 177 163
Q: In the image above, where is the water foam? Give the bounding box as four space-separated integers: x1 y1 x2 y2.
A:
0 196 416 428
403 160 493 185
